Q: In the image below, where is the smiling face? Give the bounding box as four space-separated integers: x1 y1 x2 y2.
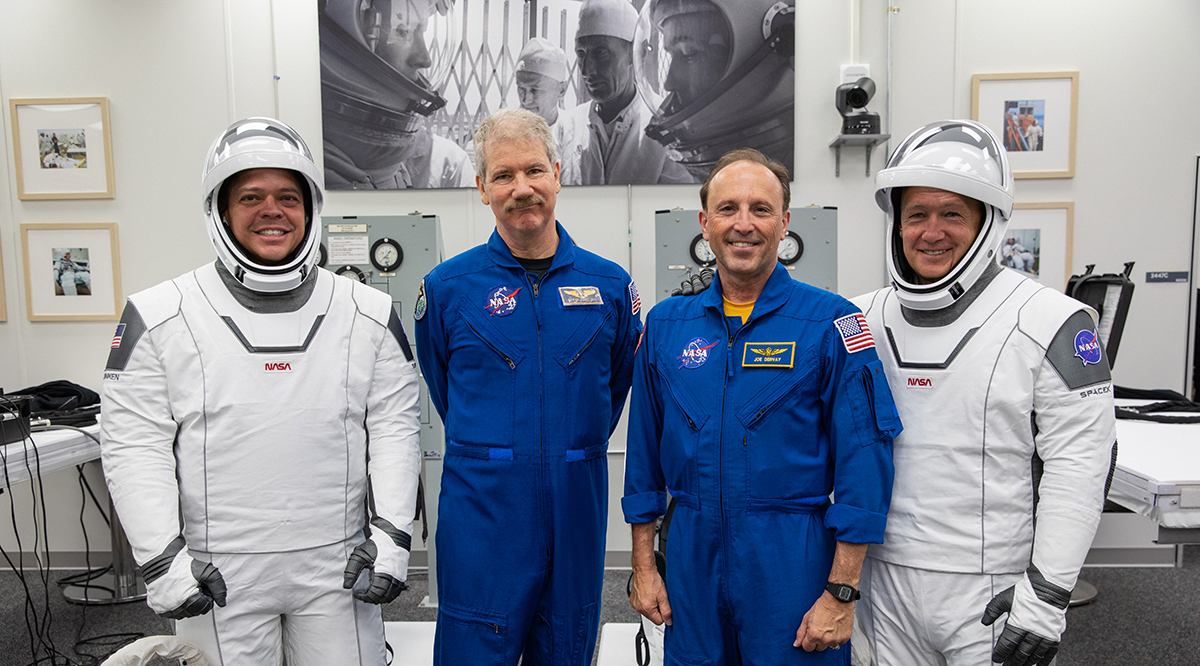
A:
898 186 984 284
223 168 307 266
477 137 561 253
699 160 789 294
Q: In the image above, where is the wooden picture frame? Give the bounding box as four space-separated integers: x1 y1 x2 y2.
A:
20 223 122 321
1002 202 1075 291
9 97 115 199
971 72 1079 179
0 237 7 322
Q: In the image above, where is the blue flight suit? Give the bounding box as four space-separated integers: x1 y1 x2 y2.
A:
623 264 900 666
416 223 642 666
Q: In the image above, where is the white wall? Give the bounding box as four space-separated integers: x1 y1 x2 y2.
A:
3 0 1199 562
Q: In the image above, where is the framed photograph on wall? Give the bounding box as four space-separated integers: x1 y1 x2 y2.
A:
0 238 7 322
20 223 122 321
1000 202 1075 291
9 97 115 199
971 72 1078 179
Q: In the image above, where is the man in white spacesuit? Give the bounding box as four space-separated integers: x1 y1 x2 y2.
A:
851 120 1117 666
100 118 422 664
564 0 692 185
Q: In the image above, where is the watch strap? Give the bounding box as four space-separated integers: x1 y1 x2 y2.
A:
826 582 861 603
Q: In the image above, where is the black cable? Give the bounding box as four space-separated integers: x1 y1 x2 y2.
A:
23 428 68 662
2 397 56 663
4 407 125 665
33 424 144 664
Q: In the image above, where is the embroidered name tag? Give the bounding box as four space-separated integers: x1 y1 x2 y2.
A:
559 286 603 306
742 342 795 368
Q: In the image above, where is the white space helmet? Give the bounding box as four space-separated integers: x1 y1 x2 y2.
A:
875 120 1014 311
202 118 324 293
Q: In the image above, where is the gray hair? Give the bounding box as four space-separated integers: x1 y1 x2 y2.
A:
473 108 558 179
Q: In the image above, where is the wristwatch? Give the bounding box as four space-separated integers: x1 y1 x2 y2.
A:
826 582 861 603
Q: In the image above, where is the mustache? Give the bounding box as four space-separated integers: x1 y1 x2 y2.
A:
504 195 545 212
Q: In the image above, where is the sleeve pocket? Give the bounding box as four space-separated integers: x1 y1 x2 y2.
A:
863 360 902 438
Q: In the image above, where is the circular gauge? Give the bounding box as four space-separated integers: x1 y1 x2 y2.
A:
335 265 367 283
317 243 328 268
689 234 716 266
370 238 404 272
778 231 804 265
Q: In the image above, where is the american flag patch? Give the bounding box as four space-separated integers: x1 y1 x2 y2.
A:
629 281 641 316
833 313 875 353
111 323 126 349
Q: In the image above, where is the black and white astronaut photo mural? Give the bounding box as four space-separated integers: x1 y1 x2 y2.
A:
317 0 795 189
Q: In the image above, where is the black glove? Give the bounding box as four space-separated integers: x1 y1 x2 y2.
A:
141 537 228 620
980 585 1060 666
343 518 411 604
671 268 714 297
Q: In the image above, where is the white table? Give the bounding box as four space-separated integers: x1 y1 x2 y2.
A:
2 424 146 604
2 424 101 485
1110 402 1200 542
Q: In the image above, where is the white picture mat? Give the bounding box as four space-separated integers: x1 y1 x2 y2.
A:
1007 204 1073 291
14 102 111 196
22 225 120 319
974 74 1077 177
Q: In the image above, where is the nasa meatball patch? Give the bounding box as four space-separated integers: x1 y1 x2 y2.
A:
1073 329 1103 366
1046 311 1112 390
678 336 719 369
485 285 521 317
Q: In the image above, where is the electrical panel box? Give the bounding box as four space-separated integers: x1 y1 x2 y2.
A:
653 207 838 301
320 214 446 606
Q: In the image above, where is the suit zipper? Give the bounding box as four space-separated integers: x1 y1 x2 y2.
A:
462 319 515 369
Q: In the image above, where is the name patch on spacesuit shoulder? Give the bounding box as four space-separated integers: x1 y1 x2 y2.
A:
833 313 875 354
485 285 521 317
742 342 795 368
678 337 719 369
558 286 603 306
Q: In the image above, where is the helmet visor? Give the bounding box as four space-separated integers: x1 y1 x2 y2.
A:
634 0 732 117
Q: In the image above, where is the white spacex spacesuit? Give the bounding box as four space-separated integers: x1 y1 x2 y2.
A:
851 121 1116 666
101 118 422 665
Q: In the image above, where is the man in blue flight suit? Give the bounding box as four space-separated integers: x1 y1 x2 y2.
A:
624 148 900 664
415 108 643 666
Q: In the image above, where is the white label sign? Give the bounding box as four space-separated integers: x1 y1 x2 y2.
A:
328 235 370 264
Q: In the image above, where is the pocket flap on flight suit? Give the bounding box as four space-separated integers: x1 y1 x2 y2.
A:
456 297 526 368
